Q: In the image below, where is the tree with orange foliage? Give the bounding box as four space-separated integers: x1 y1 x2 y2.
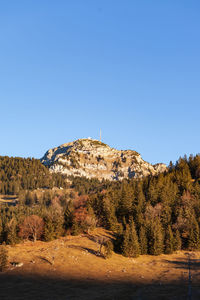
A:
19 215 44 242
72 195 97 234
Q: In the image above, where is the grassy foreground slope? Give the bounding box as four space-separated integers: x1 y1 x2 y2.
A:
1 228 200 300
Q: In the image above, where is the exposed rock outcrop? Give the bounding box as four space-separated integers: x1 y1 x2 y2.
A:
41 139 167 181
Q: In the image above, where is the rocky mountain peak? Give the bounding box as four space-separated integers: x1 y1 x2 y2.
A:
41 138 167 181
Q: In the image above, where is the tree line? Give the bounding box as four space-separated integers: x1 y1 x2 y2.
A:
0 156 67 194
0 154 200 258
88 154 200 256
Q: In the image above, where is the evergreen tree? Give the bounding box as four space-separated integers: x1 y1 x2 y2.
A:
161 204 172 229
44 212 64 241
175 158 192 192
64 202 74 229
113 223 124 253
129 220 140 257
118 186 133 221
53 214 64 238
5 218 18 245
122 221 140 258
164 225 174 254
133 183 145 229
139 226 147 255
102 196 117 230
173 229 182 251
43 216 55 241
122 224 131 257
188 218 200 250
148 219 164 255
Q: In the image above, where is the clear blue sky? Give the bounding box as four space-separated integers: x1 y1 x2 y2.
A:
0 1 200 165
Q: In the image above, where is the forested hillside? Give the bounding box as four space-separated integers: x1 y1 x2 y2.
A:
0 156 67 194
0 154 200 258
87 154 200 256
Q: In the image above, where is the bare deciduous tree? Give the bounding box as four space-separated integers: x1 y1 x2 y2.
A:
19 215 44 242
95 236 109 255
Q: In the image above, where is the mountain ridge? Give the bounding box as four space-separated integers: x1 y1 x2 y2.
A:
41 138 167 181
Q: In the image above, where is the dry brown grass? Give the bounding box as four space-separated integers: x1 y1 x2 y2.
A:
1 228 200 299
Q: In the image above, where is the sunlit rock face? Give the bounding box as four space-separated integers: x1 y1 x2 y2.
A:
41 139 167 181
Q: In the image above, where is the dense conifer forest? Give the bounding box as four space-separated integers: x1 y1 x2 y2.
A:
0 154 200 257
0 156 67 194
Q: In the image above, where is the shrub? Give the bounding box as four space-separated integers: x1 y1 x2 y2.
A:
104 240 113 259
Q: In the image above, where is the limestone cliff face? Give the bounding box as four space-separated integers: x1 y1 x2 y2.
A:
41 139 167 181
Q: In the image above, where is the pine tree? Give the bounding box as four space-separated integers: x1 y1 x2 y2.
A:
122 224 130 257
102 196 117 230
122 221 140 258
64 202 74 229
129 220 140 257
164 225 174 254
173 229 182 251
139 226 147 255
53 214 64 238
43 216 55 241
188 218 200 250
118 186 132 221
134 183 145 228
148 219 164 255
5 218 18 245
113 223 124 253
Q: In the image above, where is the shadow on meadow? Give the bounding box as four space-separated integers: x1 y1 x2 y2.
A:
165 254 200 271
0 271 194 300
